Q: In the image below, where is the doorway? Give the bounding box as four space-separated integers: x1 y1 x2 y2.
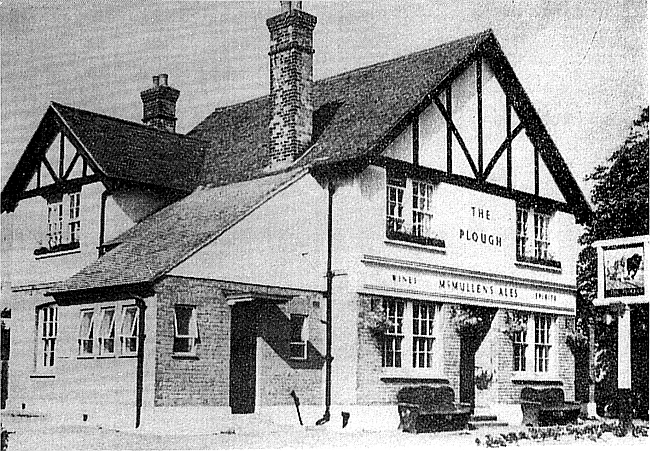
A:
229 302 259 414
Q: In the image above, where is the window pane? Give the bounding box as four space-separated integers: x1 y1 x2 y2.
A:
175 306 192 335
79 311 94 338
121 307 137 335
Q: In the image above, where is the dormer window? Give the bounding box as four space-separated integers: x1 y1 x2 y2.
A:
515 205 560 269
36 191 81 256
385 171 444 248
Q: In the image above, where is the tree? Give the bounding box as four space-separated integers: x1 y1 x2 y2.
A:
577 106 649 418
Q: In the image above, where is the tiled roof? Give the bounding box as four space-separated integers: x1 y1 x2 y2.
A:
190 31 490 186
52 102 209 191
50 168 305 293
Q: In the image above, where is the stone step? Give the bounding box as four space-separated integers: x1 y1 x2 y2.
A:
471 414 498 422
468 420 510 429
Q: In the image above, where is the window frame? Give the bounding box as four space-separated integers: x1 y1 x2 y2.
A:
97 307 116 356
47 199 64 249
68 191 81 244
289 314 309 360
78 309 95 357
376 297 442 375
511 313 556 376
385 173 445 248
37 305 58 369
515 206 560 269
534 314 552 373
119 305 139 356
173 305 199 356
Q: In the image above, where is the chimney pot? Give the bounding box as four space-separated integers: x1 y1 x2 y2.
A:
140 74 180 133
280 1 302 13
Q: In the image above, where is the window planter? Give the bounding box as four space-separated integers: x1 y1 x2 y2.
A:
34 241 80 256
516 255 561 269
386 230 445 248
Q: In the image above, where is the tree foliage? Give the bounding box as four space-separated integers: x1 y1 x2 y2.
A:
576 106 649 417
578 106 648 305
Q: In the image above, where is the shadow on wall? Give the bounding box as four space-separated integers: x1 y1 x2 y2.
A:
258 303 325 370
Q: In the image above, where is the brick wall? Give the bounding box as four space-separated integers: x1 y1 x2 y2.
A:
154 277 230 407
256 300 324 406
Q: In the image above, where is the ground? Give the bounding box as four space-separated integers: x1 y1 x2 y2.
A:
1 414 648 451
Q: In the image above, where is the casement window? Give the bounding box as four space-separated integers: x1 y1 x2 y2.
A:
516 207 528 259
69 191 81 244
412 182 434 239
78 309 95 356
412 301 436 368
289 314 308 360
120 305 139 355
512 323 527 372
38 305 58 368
40 191 81 255
515 206 559 268
534 213 550 261
47 200 64 249
511 313 555 374
534 315 552 373
378 298 441 372
98 307 116 355
173 305 199 354
381 298 404 368
386 175 406 234
386 173 444 247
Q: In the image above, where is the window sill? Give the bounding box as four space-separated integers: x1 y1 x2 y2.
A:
35 248 81 260
29 374 55 379
515 259 562 273
385 239 446 254
76 355 95 360
172 353 199 360
118 354 138 359
97 355 116 359
381 375 449 384
512 375 563 385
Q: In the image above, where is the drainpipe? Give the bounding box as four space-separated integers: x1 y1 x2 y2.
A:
98 190 109 257
317 181 335 425
134 297 147 428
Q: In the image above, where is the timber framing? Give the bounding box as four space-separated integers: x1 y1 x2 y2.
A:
372 155 574 215
357 33 590 223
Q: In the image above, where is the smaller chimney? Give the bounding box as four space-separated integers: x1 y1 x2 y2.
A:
140 73 180 133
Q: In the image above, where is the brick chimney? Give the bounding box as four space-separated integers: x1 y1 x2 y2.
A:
266 1 317 167
140 73 180 133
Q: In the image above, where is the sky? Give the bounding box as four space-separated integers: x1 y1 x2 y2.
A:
1 0 647 198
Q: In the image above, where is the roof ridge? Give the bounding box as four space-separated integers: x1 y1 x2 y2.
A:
50 101 211 144
315 29 492 85
200 29 492 116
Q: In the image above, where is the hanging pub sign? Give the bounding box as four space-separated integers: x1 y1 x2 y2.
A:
603 244 645 298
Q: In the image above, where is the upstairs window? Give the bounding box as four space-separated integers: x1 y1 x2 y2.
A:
69 192 81 244
38 191 81 255
385 173 444 248
534 213 550 261
173 305 199 355
47 200 64 249
120 306 139 355
516 208 528 260
38 305 58 368
289 314 308 360
98 307 115 355
78 310 95 356
515 206 559 269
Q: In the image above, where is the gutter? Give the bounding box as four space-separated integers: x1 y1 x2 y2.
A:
317 181 335 425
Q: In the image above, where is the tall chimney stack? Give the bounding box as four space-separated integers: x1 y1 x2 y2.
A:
140 73 180 133
266 1 316 168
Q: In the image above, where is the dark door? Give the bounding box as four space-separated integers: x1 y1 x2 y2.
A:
229 303 258 414
459 339 475 413
1 314 10 410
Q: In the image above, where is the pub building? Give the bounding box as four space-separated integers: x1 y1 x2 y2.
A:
0 2 591 430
